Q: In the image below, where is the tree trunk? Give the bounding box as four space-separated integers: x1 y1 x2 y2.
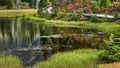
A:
31 0 35 8
16 0 21 9
36 0 40 9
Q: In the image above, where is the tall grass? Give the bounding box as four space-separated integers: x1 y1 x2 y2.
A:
36 49 101 68
0 54 22 68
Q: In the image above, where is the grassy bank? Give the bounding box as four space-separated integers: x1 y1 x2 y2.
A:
24 15 120 34
0 9 37 17
0 54 22 68
36 49 101 68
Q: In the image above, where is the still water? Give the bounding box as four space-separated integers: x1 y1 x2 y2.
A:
0 18 101 67
0 18 86 66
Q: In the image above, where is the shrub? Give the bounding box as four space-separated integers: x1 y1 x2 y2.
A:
99 33 120 62
90 15 102 23
46 11 58 20
99 45 120 62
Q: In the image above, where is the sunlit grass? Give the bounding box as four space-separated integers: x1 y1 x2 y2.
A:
24 15 120 34
36 49 101 68
0 9 37 17
0 54 22 68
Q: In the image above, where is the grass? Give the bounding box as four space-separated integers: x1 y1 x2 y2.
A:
24 15 120 34
0 9 37 17
36 49 101 68
0 54 22 68
24 15 46 22
47 20 120 33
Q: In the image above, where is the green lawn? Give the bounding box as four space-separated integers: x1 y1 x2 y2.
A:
0 9 37 17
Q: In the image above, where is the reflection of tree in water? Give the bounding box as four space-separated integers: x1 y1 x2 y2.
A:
0 18 11 50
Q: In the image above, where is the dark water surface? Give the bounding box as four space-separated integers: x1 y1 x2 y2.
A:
0 18 102 67
0 18 85 67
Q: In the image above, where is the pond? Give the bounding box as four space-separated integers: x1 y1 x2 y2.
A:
0 18 103 67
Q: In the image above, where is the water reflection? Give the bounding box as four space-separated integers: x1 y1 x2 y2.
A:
0 18 103 66
0 18 70 66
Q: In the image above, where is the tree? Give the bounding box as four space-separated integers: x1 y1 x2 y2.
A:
7 0 21 9
0 0 8 6
7 0 15 9
36 0 41 9
16 0 21 9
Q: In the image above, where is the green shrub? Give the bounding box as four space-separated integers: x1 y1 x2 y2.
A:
99 46 120 62
46 11 58 20
99 33 120 62
90 15 102 23
37 49 100 68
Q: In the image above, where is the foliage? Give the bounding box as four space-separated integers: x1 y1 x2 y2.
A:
99 0 111 8
113 12 119 21
47 11 84 21
49 0 61 6
99 33 120 62
90 15 102 23
37 49 100 68
66 11 81 21
0 54 22 68
91 1 100 13
39 0 51 11
99 44 120 62
0 0 8 6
